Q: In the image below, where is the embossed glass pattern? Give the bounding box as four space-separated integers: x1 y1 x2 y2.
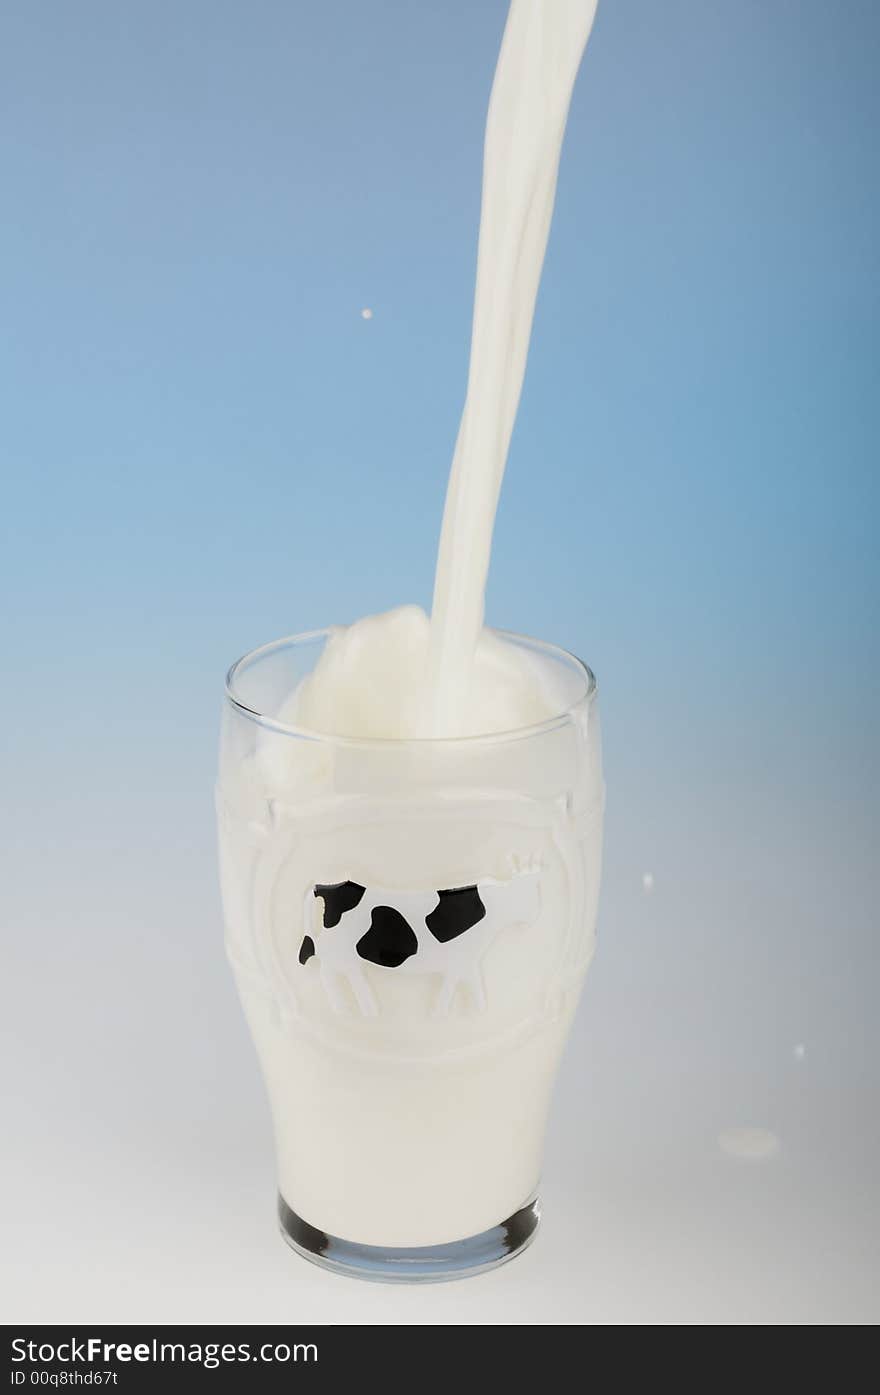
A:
217 629 604 1281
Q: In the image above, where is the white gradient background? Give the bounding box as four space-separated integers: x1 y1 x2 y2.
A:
1 0 877 1324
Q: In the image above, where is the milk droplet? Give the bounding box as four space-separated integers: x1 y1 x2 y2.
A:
718 1127 781 1161
361 307 373 320
642 872 654 892
793 1043 806 1061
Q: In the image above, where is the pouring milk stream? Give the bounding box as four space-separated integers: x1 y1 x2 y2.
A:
428 0 599 735
291 0 600 741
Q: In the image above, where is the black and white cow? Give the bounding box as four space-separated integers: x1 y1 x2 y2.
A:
298 861 541 1016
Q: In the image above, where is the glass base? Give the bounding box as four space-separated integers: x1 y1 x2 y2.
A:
278 1194 541 1284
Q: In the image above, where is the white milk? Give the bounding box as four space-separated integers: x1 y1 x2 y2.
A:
218 632 603 1247
286 605 568 740
218 0 604 1251
428 0 599 735
297 0 599 739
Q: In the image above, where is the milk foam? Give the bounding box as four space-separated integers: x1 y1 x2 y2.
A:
285 605 566 740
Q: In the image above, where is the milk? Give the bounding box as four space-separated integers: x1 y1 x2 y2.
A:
293 0 600 740
217 0 604 1258
218 636 603 1247
285 605 570 740
428 0 600 735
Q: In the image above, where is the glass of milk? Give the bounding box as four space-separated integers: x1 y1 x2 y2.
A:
217 628 603 1281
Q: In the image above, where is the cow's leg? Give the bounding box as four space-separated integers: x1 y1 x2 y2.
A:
319 957 378 1017
465 965 487 1013
319 962 349 1016
345 963 379 1018
432 972 458 1017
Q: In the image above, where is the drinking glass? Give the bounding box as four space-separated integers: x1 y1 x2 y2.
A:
217 628 603 1281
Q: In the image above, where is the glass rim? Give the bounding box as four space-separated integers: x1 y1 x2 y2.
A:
224 626 597 748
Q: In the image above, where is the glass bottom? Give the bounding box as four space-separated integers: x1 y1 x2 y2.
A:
278 1194 541 1284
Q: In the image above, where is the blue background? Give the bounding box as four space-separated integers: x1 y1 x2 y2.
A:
3 1 877 765
2 1 878 1322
